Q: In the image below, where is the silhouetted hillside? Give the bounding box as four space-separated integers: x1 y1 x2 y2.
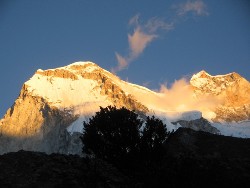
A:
0 128 249 187
0 150 130 187
160 128 250 187
165 127 250 158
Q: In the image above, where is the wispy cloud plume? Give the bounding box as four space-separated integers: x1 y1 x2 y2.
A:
133 78 221 120
176 0 208 16
113 0 208 73
157 79 219 112
114 52 128 72
112 15 173 73
128 27 157 58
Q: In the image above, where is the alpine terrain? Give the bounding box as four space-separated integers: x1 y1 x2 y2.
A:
0 61 250 155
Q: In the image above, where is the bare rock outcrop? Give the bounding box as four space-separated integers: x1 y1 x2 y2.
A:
172 117 219 134
36 69 78 80
0 84 79 154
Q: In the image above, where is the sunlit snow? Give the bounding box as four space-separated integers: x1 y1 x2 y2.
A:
24 61 250 138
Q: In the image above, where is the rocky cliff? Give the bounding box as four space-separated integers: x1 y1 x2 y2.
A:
0 84 80 154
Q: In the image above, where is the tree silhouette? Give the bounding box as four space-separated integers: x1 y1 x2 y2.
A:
80 106 170 170
140 116 170 165
80 106 142 166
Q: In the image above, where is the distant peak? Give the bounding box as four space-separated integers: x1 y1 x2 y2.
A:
198 70 210 75
67 61 97 67
191 70 243 80
191 70 211 80
190 70 248 93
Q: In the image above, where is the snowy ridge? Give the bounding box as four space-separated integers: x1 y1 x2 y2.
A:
25 70 110 109
212 121 250 138
191 70 239 81
23 61 172 135
19 62 250 137
25 61 160 112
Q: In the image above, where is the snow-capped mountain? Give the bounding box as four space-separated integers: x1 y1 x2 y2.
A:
190 70 250 138
191 70 250 122
0 62 249 154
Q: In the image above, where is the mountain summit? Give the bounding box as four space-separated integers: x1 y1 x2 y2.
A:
191 70 250 122
25 61 149 113
0 61 249 154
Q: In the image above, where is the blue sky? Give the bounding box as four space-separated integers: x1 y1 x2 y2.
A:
0 0 249 117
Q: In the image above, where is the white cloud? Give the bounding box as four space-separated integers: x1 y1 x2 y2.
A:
112 52 128 73
113 15 172 73
145 17 174 33
128 27 157 58
112 0 208 73
128 14 140 26
177 0 208 16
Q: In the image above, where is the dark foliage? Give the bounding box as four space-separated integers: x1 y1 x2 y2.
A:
0 150 131 187
80 106 170 170
140 116 169 155
139 116 170 173
80 106 143 167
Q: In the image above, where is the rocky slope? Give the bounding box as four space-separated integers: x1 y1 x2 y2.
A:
0 86 80 154
191 70 250 122
0 62 249 155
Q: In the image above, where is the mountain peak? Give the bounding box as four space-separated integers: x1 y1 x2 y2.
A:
33 61 116 84
23 61 149 114
65 61 99 71
25 61 109 109
193 70 211 78
59 61 98 70
190 70 245 89
191 70 242 80
36 61 97 71
68 61 96 66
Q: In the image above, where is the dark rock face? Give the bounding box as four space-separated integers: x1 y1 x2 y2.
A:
172 117 219 134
